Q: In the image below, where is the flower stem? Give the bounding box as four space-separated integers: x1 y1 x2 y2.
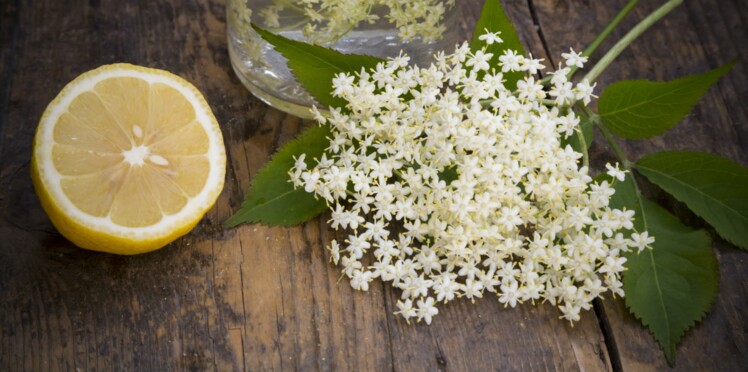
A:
593 115 648 214
567 0 639 80
583 0 683 83
578 123 591 169
591 113 632 170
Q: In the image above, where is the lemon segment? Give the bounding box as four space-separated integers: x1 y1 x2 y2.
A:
32 63 226 255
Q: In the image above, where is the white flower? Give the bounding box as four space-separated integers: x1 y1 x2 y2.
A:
462 278 484 302
478 30 503 45
600 255 627 274
499 50 523 72
259 5 282 28
341 256 362 278
630 231 655 252
328 240 341 265
301 170 321 193
575 79 597 105
392 53 411 68
498 280 520 308
611 209 635 230
260 0 455 44
606 275 625 298
332 73 355 97
561 48 588 68
606 163 627 182
310 105 327 123
550 67 571 86
549 81 575 106
293 154 307 171
293 40 649 325
516 76 545 101
432 273 460 302
521 55 545 74
417 297 439 324
559 302 582 324
350 270 373 291
557 112 580 137
396 299 417 322
466 50 493 71
346 234 371 259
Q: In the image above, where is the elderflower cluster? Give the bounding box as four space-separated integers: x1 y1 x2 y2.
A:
260 0 455 43
291 33 653 324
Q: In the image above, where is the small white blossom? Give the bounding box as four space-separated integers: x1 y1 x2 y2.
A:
498 280 520 308
396 299 418 322
328 239 341 265
521 55 545 74
417 297 439 324
462 278 484 302
549 81 576 106
350 270 373 291
478 30 503 45
606 163 627 182
559 302 582 324
575 79 597 105
290 40 650 325
466 50 493 71
630 231 655 252
259 0 455 44
516 77 545 101
562 48 588 68
301 170 321 193
499 50 523 72
550 67 571 86
258 5 282 28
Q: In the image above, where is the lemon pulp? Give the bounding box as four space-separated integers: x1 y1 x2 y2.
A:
32 64 226 254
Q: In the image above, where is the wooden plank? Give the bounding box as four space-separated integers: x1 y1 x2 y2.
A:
531 0 748 369
0 0 19 166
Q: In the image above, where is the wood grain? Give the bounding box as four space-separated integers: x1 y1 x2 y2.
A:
0 0 745 370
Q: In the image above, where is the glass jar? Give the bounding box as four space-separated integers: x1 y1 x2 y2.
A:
227 0 466 118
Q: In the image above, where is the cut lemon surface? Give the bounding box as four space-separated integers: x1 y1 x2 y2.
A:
31 64 226 255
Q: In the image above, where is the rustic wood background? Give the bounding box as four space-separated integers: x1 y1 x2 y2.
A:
1 0 746 370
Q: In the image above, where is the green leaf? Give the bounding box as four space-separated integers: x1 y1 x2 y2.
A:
224 125 331 227
438 165 458 184
598 62 735 139
635 151 748 250
470 0 526 89
608 176 717 365
252 25 384 109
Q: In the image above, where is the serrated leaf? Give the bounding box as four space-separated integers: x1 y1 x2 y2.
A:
470 0 526 89
608 176 717 365
224 125 331 227
635 151 748 250
598 62 734 139
252 25 384 109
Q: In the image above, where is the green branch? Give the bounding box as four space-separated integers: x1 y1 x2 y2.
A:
583 0 683 83
568 0 639 80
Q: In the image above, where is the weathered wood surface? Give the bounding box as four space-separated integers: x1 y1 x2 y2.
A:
0 0 745 370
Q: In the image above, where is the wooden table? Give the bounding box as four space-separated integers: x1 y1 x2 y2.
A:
1 0 746 370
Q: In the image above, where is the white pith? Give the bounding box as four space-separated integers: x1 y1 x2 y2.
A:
122 144 150 166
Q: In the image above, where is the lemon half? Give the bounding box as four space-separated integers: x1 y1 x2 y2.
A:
31 64 226 254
